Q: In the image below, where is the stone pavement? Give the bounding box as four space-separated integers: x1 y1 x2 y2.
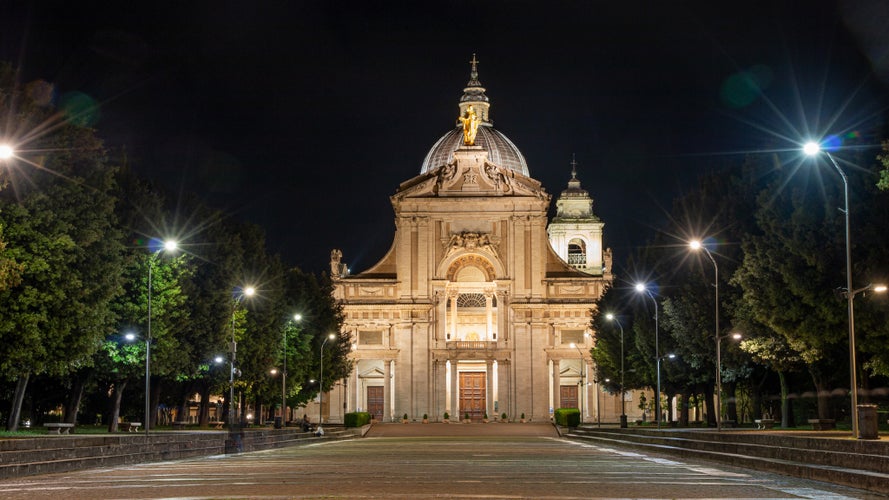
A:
0 423 876 499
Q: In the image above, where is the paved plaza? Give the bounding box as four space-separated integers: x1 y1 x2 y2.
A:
0 424 877 499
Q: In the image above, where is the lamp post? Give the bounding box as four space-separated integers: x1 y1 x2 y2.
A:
689 239 725 430
803 141 865 437
318 332 337 432
229 286 255 428
144 239 177 434
605 313 627 428
635 283 662 428
656 353 677 423
569 342 586 424
281 313 302 424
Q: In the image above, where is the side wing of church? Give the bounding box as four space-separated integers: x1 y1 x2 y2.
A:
328 57 613 423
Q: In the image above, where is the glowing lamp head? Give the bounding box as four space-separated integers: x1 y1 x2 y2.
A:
270 368 278 375
803 142 821 156
293 313 302 321
124 333 136 341
0 144 13 159
163 240 178 252
214 356 224 364
667 353 676 359
328 333 337 340
731 333 742 340
605 313 615 321
874 285 888 293
635 283 646 293
244 286 256 297
689 240 702 250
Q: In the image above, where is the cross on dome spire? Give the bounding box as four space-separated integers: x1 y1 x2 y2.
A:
459 53 490 124
570 154 578 180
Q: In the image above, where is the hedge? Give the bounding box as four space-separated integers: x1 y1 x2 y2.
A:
554 408 580 427
344 412 372 427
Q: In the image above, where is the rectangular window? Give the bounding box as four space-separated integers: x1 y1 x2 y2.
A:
561 330 584 345
359 331 383 345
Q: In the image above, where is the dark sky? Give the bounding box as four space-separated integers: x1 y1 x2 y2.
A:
3 1 888 275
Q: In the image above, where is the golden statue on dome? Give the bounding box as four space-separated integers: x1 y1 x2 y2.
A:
459 105 480 146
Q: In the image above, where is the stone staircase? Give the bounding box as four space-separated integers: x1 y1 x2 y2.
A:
0 427 357 480
566 427 889 495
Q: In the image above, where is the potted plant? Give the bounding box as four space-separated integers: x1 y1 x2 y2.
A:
422 413 429 424
402 413 409 424
443 412 450 423
464 412 471 424
520 412 526 423
483 412 489 423
501 412 508 423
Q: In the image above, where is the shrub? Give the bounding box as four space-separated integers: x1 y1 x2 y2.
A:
521 412 525 419
501 412 508 420
464 412 470 420
423 413 428 420
554 408 580 427
344 412 372 427
403 413 409 420
443 412 449 420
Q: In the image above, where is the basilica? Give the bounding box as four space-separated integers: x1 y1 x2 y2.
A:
325 58 616 423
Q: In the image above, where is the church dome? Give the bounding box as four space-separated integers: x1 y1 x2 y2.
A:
420 126 529 176
420 55 530 177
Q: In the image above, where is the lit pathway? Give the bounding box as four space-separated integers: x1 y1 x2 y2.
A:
0 429 871 499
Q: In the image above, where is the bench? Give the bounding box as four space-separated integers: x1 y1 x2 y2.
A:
119 422 142 432
754 418 775 429
44 423 74 435
808 418 836 430
209 421 225 429
172 421 188 430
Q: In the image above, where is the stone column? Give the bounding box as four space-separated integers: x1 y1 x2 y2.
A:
486 359 494 418
450 359 459 417
485 289 494 340
448 290 458 340
383 360 391 422
552 359 561 410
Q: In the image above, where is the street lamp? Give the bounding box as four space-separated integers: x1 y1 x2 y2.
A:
0 144 14 160
635 282 662 428
569 342 586 424
280 313 302 425
230 285 256 428
716 332 742 428
804 141 865 437
656 352 677 423
605 313 627 428
689 239 725 430
318 332 337 432
144 239 177 434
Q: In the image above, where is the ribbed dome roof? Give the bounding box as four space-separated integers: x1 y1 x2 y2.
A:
420 125 529 176
420 55 530 177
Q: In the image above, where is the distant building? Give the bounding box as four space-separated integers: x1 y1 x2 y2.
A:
327 58 613 423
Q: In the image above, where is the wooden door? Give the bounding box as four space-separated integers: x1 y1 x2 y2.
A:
459 372 486 421
366 386 383 421
560 385 578 410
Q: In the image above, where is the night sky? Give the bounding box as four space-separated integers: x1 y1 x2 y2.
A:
2 1 888 276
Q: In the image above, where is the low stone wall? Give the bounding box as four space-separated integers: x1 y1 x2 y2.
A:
0 428 353 480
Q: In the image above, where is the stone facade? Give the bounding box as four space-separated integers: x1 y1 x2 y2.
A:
328 60 613 423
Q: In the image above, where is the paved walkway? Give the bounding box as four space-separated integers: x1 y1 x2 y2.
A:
0 424 876 499
365 421 559 437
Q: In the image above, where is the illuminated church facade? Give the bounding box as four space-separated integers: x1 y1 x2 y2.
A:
326 58 614 423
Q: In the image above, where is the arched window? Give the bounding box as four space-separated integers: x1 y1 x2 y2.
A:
568 238 587 267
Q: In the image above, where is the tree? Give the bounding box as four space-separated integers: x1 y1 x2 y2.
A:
0 66 126 430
